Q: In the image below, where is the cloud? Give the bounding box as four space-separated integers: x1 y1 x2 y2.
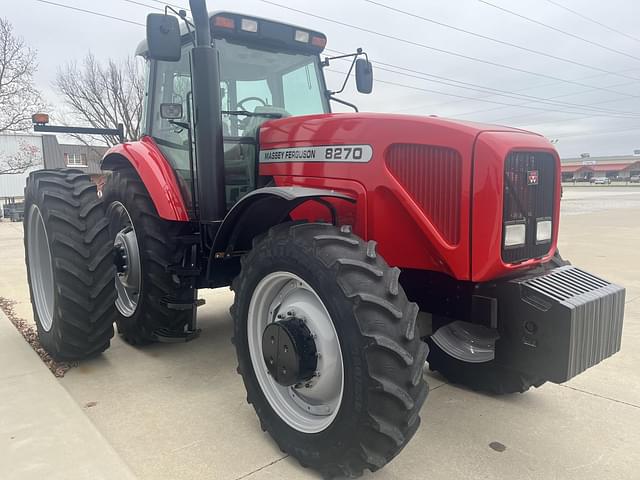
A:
7 0 639 157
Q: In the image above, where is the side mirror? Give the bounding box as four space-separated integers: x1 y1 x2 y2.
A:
160 103 183 119
146 14 181 61
355 58 373 94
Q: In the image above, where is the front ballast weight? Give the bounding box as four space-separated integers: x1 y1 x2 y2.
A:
488 265 624 384
427 263 625 394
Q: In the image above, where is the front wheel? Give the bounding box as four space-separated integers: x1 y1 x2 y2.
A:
231 223 428 478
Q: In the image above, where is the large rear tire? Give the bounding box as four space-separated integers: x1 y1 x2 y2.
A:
102 168 195 344
24 169 116 360
231 223 429 478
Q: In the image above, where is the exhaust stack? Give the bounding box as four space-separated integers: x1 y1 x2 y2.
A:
190 0 226 222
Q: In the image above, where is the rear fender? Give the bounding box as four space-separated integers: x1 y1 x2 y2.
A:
101 136 189 221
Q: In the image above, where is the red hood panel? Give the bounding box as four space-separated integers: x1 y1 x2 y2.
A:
259 112 537 147
259 112 550 281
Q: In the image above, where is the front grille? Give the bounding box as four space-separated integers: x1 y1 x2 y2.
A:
502 151 556 263
386 144 462 244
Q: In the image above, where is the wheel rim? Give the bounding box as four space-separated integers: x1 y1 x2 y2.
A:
431 320 498 363
108 201 141 317
247 271 344 433
26 205 55 331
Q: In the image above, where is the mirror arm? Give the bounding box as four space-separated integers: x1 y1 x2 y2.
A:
327 94 359 112
164 6 194 29
321 47 364 66
330 55 358 95
168 120 190 129
322 48 369 96
164 5 197 48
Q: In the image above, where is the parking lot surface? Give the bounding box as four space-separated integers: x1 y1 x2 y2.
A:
1 186 639 479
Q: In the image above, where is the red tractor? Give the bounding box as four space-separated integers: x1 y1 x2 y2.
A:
24 1 625 477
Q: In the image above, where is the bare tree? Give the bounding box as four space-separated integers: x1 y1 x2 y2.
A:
0 141 41 175
0 18 46 174
0 18 44 133
54 53 144 147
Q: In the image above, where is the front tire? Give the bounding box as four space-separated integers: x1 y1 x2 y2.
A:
24 169 116 360
231 223 429 478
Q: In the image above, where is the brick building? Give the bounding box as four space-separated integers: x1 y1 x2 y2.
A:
561 152 640 182
0 134 107 209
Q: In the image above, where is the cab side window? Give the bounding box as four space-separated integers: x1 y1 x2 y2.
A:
151 54 192 172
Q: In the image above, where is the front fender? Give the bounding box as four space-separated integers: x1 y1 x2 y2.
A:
211 186 355 257
101 136 189 221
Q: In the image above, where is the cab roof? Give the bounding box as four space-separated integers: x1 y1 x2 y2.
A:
136 11 327 58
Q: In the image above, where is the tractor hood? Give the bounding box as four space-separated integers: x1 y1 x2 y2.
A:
258 112 558 282
258 112 538 149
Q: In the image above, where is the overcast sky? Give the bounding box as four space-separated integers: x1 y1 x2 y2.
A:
3 0 640 158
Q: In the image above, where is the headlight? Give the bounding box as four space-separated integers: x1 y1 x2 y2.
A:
504 223 526 247
536 218 552 243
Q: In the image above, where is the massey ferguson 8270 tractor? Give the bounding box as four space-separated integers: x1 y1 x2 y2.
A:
24 1 625 477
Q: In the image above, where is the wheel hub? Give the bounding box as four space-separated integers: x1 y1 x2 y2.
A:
108 201 141 318
113 227 140 289
262 317 318 387
26 204 55 332
247 272 344 433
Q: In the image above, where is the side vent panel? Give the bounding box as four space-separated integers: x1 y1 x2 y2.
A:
386 143 462 244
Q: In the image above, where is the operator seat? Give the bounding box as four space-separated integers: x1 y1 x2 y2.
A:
242 106 290 137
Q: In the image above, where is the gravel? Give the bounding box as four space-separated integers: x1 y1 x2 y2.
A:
0 297 77 377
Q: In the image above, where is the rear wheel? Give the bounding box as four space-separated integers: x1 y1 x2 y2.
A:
103 168 195 344
231 223 429 478
427 320 544 394
24 169 116 360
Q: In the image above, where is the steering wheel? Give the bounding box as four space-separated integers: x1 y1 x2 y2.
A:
237 96 268 111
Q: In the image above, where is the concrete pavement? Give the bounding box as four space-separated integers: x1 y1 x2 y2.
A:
0 308 136 480
1 186 640 479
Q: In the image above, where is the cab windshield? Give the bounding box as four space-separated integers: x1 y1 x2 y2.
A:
149 39 329 208
218 39 329 135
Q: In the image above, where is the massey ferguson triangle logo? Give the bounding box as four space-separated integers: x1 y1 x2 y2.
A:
528 170 539 185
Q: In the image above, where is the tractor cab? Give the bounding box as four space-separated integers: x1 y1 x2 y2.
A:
137 12 336 212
